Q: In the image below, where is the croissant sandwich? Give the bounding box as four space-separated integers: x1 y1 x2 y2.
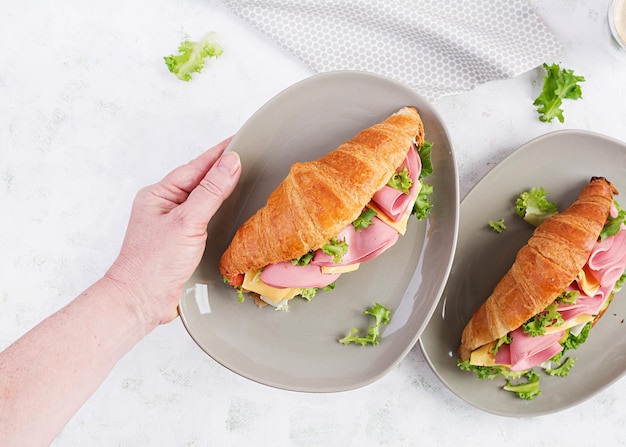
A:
220 106 433 308
458 177 626 399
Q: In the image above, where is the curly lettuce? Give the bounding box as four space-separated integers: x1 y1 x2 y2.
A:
503 370 541 400
601 200 626 240
322 237 349 263
352 208 378 232
515 186 558 226
412 140 434 220
534 63 585 123
489 218 506 233
387 166 413 194
339 302 392 346
164 32 223 81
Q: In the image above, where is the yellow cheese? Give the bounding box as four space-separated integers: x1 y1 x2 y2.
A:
242 270 301 304
469 341 498 366
321 263 360 274
544 313 593 335
366 182 421 235
366 202 410 235
578 265 601 297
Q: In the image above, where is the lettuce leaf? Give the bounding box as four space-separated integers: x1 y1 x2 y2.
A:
322 237 349 263
339 302 392 346
600 200 626 240
387 166 413 194
515 186 558 226
533 63 585 123
352 208 377 232
412 183 433 220
488 218 506 233
164 32 223 81
503 370 541 400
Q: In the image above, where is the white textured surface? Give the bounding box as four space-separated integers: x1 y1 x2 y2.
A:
2 0 626 445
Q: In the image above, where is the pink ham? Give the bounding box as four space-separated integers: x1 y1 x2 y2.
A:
508 327 564 372
371 146 421 221
495 342 511 366
495 227 626 371
311 216 399 267
587 225 626 288
558 292 608 322
260 262 340 289
559 226 626 321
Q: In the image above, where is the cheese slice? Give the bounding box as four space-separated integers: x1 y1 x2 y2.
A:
469 341 499 367
242 270 301 304
321 263 360 274
578 265 601 297
543 313 593 335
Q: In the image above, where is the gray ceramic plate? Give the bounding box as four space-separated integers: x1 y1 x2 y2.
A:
420 130 626 416
179 71 458 392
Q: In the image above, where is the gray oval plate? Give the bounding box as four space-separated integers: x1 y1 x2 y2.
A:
420 129 626 416
179 71 459 392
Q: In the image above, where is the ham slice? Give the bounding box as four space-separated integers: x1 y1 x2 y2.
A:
260 262 340 289
587 224 626 288
494 342 511 366
371 146 421 221
508 327 564 372
311 216 399 267
560 225 626 320
558 293 608 321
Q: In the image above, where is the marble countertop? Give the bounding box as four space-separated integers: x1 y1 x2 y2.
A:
2 0 626 445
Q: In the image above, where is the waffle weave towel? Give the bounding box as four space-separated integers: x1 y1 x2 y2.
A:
223 0 561 101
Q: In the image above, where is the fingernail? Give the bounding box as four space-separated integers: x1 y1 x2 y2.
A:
217 152 240 175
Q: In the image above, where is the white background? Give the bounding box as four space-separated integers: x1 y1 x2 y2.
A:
2 0 626 445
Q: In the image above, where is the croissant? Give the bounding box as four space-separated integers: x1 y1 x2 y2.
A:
458 177 618 362
219 106 425 279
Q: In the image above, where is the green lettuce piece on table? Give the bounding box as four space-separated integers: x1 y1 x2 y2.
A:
164 32 223 81
534 63 585 123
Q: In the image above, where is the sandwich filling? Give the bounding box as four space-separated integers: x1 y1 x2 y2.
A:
227 141 430 308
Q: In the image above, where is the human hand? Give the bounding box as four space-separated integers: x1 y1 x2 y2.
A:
104 137 241 329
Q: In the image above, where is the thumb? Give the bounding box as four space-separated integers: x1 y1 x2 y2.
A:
182 151 242 225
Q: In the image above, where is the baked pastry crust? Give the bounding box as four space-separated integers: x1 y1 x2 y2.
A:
458 177 618 361
219 106 424 278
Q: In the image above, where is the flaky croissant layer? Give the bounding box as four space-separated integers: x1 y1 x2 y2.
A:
219 106 425 279
458 177 619 362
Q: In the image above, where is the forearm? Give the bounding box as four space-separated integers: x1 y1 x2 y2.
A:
0 142 240 446
0 276 154 446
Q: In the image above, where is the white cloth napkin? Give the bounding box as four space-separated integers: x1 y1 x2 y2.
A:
222 0 561 101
